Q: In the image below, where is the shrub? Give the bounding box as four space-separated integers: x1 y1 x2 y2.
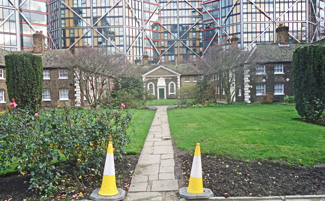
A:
0 107 132 195
260 93 273 104
194 76 215 104
111 76 146 108
292 45 325 122
284 95 295 104
5 53 43 112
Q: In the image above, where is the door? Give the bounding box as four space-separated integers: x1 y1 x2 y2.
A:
159 88 165 99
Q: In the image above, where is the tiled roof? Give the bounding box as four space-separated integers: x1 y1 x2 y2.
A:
0 49 68 68
246 43 309 64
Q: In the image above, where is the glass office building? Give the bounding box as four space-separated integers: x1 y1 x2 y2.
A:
0 0 49 51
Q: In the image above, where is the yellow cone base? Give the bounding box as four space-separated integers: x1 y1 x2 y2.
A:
187 176 204 194
98 175 119 196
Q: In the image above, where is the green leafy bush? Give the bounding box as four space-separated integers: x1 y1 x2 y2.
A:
111 76 146 108
284 95 295 104
194 76 215 104
0 107 132 195
292 45 325 122
5 53 43 112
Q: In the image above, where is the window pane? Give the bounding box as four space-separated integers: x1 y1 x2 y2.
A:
256 84 265 95
256 66 265 74
274 65 284 74
0 90 4 102
42 89 51 100
274 83 284 94
43 70 50 79
59 70 68 79
0 69 3 78
59 89 69 100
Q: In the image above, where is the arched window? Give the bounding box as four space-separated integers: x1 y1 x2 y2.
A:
169 82 176 94
148 83 155 95
0 90 5 103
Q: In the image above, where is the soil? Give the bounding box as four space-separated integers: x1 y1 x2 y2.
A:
0 155 139 201
2 150 325 200
294 118 325 127
176 153 325 197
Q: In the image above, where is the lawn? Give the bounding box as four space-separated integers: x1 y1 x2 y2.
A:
145 99 179 106
126 109 155 153
168 104 325 166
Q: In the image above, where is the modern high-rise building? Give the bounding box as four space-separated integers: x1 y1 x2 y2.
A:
0 0 49 51
1 0 323 63
201 0 324 52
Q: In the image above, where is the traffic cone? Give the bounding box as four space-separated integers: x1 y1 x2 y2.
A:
179 143 213 199
187 143 204 194
98 141 119 196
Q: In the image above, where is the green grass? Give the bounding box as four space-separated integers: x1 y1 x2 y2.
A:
145 99 180 106
145 99 195 106
126 109 156 153
168 104 325 166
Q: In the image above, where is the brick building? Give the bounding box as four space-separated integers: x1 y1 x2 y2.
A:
243 26 307 103
0 33 76 110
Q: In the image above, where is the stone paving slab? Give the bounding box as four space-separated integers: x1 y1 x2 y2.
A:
151 180 179 191
125 106 179 201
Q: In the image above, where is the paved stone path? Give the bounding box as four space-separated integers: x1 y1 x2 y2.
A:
125 106 179 201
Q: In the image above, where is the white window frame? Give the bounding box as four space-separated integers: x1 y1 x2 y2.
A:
274 65 284 74
59 89 69 100
238 87 242 97
59 70 69 79
148 82 155 95
274 83 284 95
0 90 5 103
42 89 51 101
193 76 198 82
0 69 4 79
256 66 265 75
169 82 176 95
43 70 50 80
184 77 190 82
256 84 266 96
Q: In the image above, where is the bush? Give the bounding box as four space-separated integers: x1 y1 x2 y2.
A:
0 107 132 195
5 53 43 112
260 93 273 104
284 95 295 104
111 76 146 108
292 45 325 122
195 76 215 104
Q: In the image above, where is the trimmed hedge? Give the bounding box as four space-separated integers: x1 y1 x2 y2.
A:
5 53 43 111
292 45 325 121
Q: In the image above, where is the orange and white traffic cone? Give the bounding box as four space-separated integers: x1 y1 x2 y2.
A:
90 141 125 200
179 143 213 199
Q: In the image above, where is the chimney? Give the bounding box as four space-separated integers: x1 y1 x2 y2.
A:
276 25 289 45
143 51 149 66
230 35 239 48
33 31 45 54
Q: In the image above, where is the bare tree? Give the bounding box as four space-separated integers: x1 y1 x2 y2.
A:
61 47 130 108
199 45 249 104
